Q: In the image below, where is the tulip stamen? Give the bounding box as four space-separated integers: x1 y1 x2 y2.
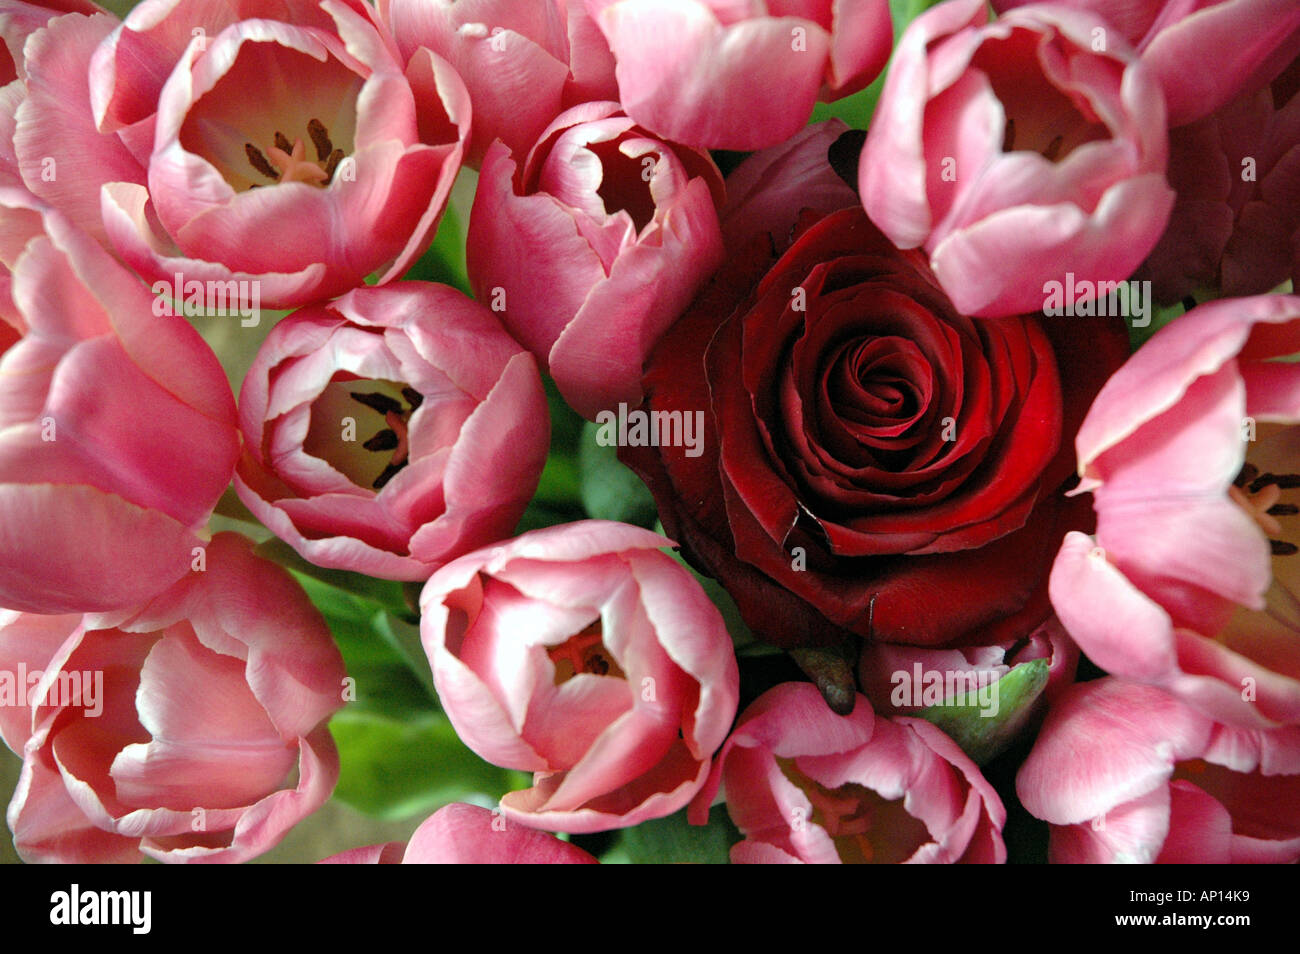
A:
370 411 409 489
372 461 403 490
363 429 399 452
1250 472 1300 492
350 391 404 416
244 143 280 181
324 149 345 182
308 118 333 162
1001 118 1016 152
245 119 347 188
350 388 422 490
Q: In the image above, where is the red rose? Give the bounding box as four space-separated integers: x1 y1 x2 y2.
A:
622 184 1128 652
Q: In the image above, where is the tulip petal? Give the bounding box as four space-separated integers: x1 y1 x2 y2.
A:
402 803 598 863
1017 679 1210 827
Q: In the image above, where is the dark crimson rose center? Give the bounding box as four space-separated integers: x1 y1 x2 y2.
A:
623 206 1130 648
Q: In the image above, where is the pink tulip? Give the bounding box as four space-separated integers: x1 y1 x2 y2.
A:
1138 56 1300 303
1 0 106 200
0 186 42 349
858 0 1174 318
12 0 471 306
688 682 1006 863
583 0 892 150
467 101 724 419
0 0 103 85
235 282 549 581
320 803 600 863
719 118 860 251
0 191 238 615
990 0 1300 127
1018 678 1300 863
1 533 347 863
380 0 617 167
419 520 740 833
6 5 142 242
1050 294 1300 728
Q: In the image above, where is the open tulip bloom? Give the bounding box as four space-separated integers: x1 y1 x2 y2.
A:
1 0 1299 871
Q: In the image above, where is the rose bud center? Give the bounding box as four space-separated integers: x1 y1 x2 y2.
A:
970 27 1111 163
547 620 626 685
304 377 424 490
777 757 931 864
826 335 935 469
179 42 361 192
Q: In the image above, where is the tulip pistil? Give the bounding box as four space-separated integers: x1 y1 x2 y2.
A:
776 757 930 864
245 119 349 188
1233 464 1299 555
1233 460 1300 635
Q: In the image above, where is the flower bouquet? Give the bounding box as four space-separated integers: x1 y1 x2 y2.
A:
1 0 1297 866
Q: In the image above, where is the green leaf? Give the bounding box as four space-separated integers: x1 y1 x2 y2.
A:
811 78 885 130
602 804 741 864
339 657 434 721
97 0 142 15
184 304 288 390
888 0 949 26
291 572 434 716
212 485 265 527
400 201 470 294
534 454 582 508
330 710 522 821
577 420 658 526
544 373 586 455
916 658 1051 766
514 499 587 534
292 573 390 658
373 611 437 700
513 375 591 532
529 376 587 507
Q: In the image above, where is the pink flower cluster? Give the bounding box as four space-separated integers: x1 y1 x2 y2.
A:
0 0 1297 866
